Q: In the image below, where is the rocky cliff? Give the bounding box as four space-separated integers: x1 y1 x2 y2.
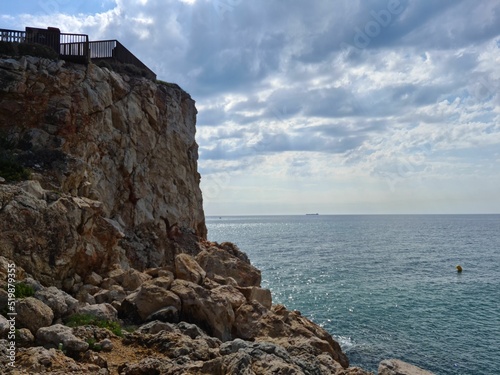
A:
0 56 431 374
0 56 205 285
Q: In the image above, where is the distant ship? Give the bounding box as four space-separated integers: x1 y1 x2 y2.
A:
306 213 319 215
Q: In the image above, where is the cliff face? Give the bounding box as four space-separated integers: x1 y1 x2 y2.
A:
0 56 205 283
0 56 205 235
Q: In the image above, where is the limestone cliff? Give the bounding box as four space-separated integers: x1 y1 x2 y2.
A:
0 56 205 284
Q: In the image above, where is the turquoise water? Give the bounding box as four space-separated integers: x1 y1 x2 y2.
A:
205 215 500 374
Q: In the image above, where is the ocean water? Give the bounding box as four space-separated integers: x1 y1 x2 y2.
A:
205 215 500 375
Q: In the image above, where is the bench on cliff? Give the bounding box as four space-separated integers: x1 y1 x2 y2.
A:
0 26 156 80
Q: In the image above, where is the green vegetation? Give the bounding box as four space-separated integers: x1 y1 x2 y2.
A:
65 313 123 337
3 282 35 299
86 338 103 352
0 157 31 182
0 132 30 182
14 282 35 298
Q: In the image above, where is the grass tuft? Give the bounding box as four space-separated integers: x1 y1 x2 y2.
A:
65 313 123 337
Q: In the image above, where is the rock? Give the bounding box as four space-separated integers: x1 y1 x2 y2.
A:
120 269 152 291
16 297 54 334
0 315 10 338
100 277 118 289
16 328 35 348
78 303 118 322
118 358 177 375
219 338 250 355
212 285 247 310
122 281 181 321
21 277 44 292
175 253 206 284
149 274 175 289
82 350 108 368
237 286 272 309
98 338 113 352
170 279 234 341
196 246 261 287
34 286 79 319
137 320 175 335
0 177 5 183
233 301 269 340
94 285 127 304
15 345 97 373
0 56 207 285
86 271 103 286
19 180 46 200
379 359 435 375
36 324 89 353
145 306 180 323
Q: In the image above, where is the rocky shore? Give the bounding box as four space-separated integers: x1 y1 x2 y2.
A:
0 55 432 374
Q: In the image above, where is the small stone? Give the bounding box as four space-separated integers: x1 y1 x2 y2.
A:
98 338 113 352
86 272 103 286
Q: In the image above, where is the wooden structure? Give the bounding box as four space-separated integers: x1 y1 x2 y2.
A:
0 26 156 79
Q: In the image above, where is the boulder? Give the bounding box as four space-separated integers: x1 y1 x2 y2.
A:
137 321 175 335
98 338 113 352
34 286 79 319
36 324 89 353
0 315 9 338
85 271 103 286
379 359 435 375
233 301 269 340
170 279 234 341
77 303 118 322
175 253 206 284
212 285 247 310
145 306 180 323
16 328 35 347
237 286 272 309
122 281 181 321
196 247 261 287
93 285 127 304
120 269 152 291
16 297 54 334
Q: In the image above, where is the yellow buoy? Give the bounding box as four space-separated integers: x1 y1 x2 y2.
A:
456 265 463 273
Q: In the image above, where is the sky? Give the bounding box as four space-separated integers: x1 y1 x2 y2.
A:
1 0 500 215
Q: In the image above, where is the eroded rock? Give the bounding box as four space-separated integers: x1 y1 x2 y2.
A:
16 297 54 335
36 324 89 353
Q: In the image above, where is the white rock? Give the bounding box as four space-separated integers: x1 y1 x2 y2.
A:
36 324 89 353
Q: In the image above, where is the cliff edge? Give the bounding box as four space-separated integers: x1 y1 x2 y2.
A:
0 56 380 374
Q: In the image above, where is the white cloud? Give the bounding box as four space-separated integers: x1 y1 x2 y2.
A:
4 0 500 214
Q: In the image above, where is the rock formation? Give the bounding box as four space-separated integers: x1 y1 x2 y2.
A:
0 55 432 374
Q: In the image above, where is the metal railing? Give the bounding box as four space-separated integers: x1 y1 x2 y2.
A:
0 27 156 79
59 33 89 63
90 39 156 80
0 28 25 43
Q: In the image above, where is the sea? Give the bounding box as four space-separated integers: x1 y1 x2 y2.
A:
205 214 500 375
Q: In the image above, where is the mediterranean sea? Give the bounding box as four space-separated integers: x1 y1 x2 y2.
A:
206 214 500 375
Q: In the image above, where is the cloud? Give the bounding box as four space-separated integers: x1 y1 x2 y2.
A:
4 0 500 213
